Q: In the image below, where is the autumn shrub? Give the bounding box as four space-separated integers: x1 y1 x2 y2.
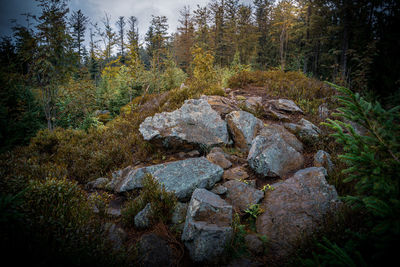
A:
122 174 177 228
0 177 122 266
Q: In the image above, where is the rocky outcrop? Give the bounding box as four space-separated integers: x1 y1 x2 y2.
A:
314 150 334 172
182 188 233 262
248 125 304 177
138 233 174 267
226 110 263 152
139 99 230 150
284 118 321 142
109 157 223 201
256 167 340 259
223 180 264 212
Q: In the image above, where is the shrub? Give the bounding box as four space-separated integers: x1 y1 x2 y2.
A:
122 174 177 228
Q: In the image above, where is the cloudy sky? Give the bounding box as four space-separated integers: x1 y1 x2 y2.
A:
0 0 218 43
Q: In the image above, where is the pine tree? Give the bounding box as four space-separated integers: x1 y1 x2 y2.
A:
69 9 88 65
175 6 195 72
116 16 126 63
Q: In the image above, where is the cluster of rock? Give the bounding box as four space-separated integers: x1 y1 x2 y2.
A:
90 94 340 265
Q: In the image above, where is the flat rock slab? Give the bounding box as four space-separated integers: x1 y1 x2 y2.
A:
109 157 223 201
223 180 264 212
139 98 230 150
182 188 233 262
256 167 340 260
226 110 263 152
266 99 303 113
284 118 321 142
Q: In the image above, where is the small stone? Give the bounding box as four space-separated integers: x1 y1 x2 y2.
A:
284 118 321 142
222 166 249 180
134 203 152 229
86 177 109 190
211 185 228 195
207 152 233 170
223 180 264 212
245 234 264 255
187 150 200 157
314 150 334 172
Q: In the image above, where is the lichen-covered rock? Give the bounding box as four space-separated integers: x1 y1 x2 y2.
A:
211 185 228 195
139 98 230 150
284 118 321 142
256 167 340 260
314 150 334 172
206 151 233 169
264 105 290 121
247 126 304 177
138 233 174 267
134 203 152 229
266 99 303 113
226 110 263 152
182 188 233 262
223 180 264 212
244 96 263 111
109 157 223 201
222 166 249 181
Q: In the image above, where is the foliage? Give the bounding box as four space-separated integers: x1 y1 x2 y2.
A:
227 213 249 258
302 83 400 265
244 203 264 219
122 174 177 228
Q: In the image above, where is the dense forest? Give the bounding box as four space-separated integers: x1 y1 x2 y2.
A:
0 0 399 266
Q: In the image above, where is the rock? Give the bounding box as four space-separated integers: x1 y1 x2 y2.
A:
139 98 230 151
210 146 225 154
134 203 152 229
107 197 124 217
222 166 249 181
138 233 174 267
223 180 264 212
187 150 200 157
171 202 188 225
314 150 334 172
247 180 257 188
259 124 303 152
244 96 263 111
109 157 223 201
247 126 304 177
266 99 303 113
343 118 368 136
245 234 264 255
256 167 340 260
86 177 109 190
226 111 263 152
201 95 239 119
284 118 321 142
318 103 329 119
207 152 233 169
182 188 233 262
211 185 228 195
104 223 127 250
264 106 291 121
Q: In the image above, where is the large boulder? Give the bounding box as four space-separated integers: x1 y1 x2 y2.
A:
182 188 233 262
247 125 304 177
139 98 230 150
223 180 264 212
226 111 263 152
109 157 223 201
256 167 340 260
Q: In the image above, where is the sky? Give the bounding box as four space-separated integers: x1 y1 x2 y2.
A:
0 0 215 43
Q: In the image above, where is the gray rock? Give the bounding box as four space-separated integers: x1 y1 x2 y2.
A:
201 95 239 119
171 202 188 225
138 233 174 267
244 96 263 111
256 167 340 260
182 188 233 262
86 177 109 190
139 98 230 150
109 157 223 201
134 203 152 229
223 180 264 212
259 124 303 152
104 223 127 250
264 105 291 121
222 166 249 181
247 128 304 177
207 151 233 169
226 111 263 152
314 150 334 172
211 185 228 195
187 150 200 157
284 118 321 142
267 99 303 113
244 234 264 255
